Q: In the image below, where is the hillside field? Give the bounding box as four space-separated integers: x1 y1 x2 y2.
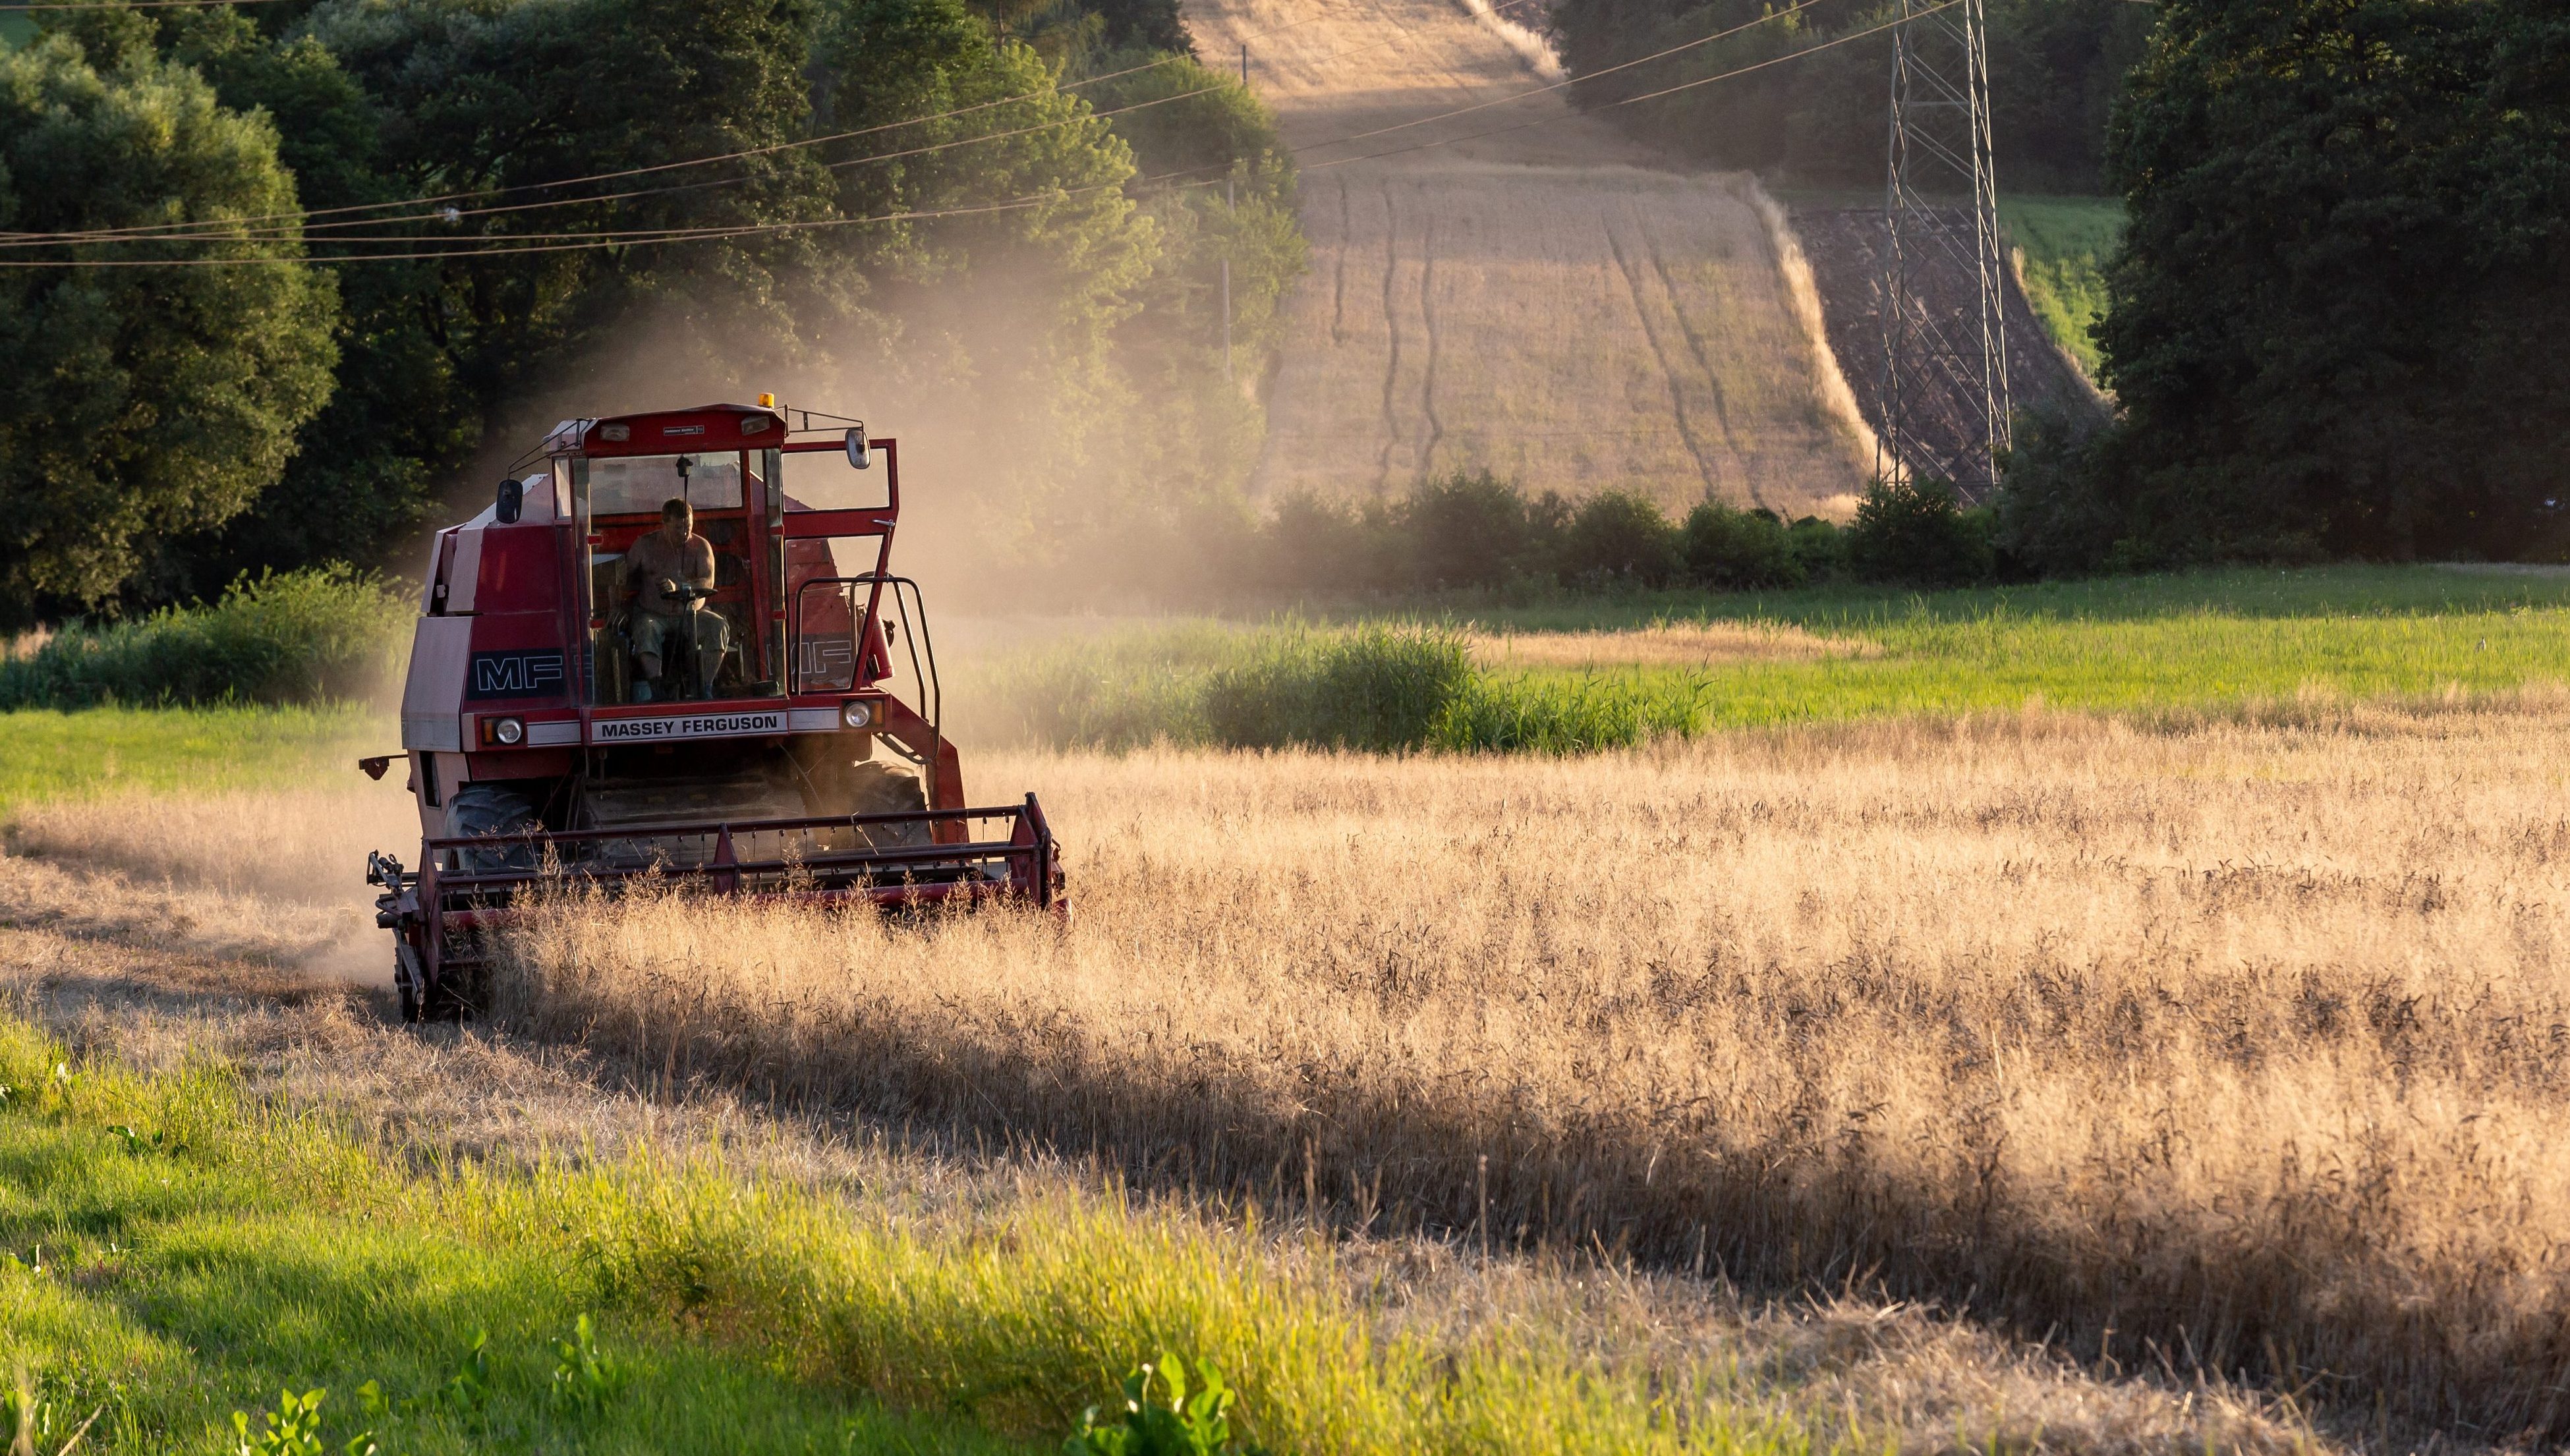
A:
1999 195 2122 378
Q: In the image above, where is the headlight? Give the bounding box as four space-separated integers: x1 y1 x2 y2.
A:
492 717 525 745
842 700 874 729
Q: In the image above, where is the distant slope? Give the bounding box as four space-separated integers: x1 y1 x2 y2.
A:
1187 0 1874 518
2000 194 2121 380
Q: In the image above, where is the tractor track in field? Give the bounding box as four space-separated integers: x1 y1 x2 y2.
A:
1605 221 1720 499
1375 181 1406 492
1329 173 1352 345
1642 219 1763 514
1418 207 1448 476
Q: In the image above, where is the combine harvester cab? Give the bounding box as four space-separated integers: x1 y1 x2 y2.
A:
362 399 1062 1022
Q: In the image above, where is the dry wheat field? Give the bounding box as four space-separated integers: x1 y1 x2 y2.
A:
4 764 2316 1454
457 703 2570 1443
16 702 2570 1445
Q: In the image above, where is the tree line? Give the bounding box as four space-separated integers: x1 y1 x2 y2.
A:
2005 0 2570 568
0 0 1304 625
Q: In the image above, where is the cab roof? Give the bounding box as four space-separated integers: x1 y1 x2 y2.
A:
544 403 789 457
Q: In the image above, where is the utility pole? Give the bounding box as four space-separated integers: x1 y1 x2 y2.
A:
1222 176 1235 383
1877 0 2011 497
1224 46 1246 384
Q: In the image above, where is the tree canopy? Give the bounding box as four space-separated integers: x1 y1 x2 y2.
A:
0 34 337 618
0 0 1299 617
2005 0 2570 566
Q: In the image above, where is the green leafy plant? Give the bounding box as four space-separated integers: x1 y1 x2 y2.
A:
229 1387 373 1456
550 1314 629 1416
350 1326 489 1439
1065 1354 1243 1456
440 1329 493 1413
103 1123 175 1156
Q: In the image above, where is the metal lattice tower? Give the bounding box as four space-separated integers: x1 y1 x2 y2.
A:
1877 0 2011 495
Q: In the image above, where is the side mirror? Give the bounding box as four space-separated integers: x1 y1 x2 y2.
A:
495 476 524 524
845 425 870 471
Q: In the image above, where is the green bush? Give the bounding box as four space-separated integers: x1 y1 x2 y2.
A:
1231 476 1865 601
1402 472 1541 590
1255 491 1401 596
1557 490 1682 587
1680 503 1806 589
0 566 410 710
1844 479 1997 587
1788 515 1848 580
1202 626 1474 751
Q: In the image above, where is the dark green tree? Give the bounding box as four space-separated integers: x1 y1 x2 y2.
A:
2082 0 2570 561
1681 501 1806 588
0 35 337 617
1558 490 1683 586
142 7 469 601
1845 476 1994 584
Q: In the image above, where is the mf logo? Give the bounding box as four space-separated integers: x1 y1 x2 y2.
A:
467 650 567 700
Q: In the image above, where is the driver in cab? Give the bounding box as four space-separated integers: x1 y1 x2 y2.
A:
624 497 718 700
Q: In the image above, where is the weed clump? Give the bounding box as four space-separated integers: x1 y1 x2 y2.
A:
1203 627 1474 751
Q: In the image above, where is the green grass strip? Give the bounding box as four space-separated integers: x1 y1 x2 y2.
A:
969 569 2570 752
0 1017 1830 1455
0 706 389 814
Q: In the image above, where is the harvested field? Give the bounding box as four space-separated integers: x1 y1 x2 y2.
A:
1192 0 1873 515
437 704 2570 1442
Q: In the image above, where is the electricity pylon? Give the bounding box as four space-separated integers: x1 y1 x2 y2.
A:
1876 0 2011 495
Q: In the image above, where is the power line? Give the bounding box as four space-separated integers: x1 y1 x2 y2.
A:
0 18 1425 252
0 0 1957 267
0 11 1342 248
0 0 289 9
0 80 1229 250
0 189 1110 267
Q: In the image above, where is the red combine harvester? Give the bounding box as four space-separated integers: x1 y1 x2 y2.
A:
362 399 1062 1021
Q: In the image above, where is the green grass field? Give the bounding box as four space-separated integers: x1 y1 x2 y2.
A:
1999 194 2122 378
0 706 387 812
0 1015 1816 1455
967 567 2570 751
1470 565 2570 731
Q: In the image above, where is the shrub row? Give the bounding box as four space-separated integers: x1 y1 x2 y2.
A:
0 567 411 710
982 623 1708 756
1209 472 2005 600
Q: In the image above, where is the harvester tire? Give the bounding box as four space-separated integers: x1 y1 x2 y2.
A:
847 763 931 848
448 783 538 872
394 952 420 1024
